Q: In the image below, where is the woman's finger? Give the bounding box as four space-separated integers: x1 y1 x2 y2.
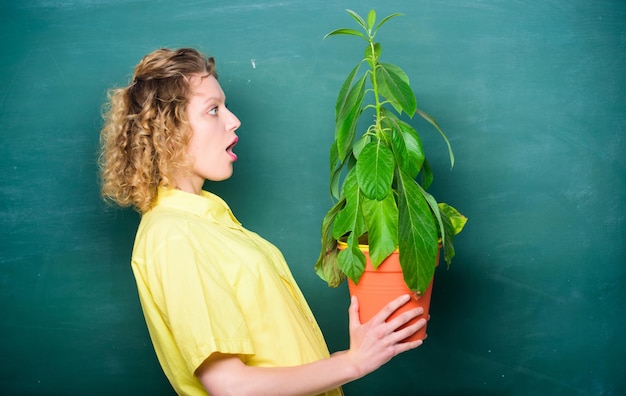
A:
348 295 361 331
387 317 427 345
384 306 424 332
369 294 412 325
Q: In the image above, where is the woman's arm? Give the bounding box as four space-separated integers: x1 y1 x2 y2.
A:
195 294 425 396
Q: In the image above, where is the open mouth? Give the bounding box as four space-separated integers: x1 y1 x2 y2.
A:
226 136 239 161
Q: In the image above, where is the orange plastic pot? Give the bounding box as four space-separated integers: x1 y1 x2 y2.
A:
343 244 439 342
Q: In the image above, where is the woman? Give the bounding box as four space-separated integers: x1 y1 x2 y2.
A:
100 47 425 396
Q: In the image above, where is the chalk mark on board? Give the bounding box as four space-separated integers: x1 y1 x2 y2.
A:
47 47 66 81
0 49 33 109
488 273 565 303
514 365 580 393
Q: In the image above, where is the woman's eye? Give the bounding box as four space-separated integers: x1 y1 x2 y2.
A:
208 106 218 115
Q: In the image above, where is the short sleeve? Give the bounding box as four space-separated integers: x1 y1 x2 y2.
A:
145 232 255 374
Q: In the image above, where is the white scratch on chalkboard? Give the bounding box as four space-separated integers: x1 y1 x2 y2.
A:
251 59 256 69
488 273 563 302
0 48 32 109
47 48 65 81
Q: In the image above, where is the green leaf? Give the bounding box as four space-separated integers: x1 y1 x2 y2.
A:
314 247 343 286
335 63 362 118
389 119 409 173
399 122 425 176
380 62 410 84
438 203 467 236
324 28 366 40
356 141 395 200
365 42 381 68
332 169 365 240
416 107 455 168
396 170 439 293
373 13 403 36
314 198 346 287
438 203 468 266
386 115 425 178
416 182 446 249
346 9 367 31
335 72 366 162
366 9 376 31
353 133 371 159
338 233 366 284
439 209 455 266
421 158 433 189
329 143 342 199
362 194 398 267
376 63 416 116
335 107 362 164
320 199 344 249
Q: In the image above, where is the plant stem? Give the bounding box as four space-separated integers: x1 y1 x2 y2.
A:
368 37 383 139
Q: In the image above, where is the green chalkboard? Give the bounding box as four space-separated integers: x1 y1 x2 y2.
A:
1 1 624 395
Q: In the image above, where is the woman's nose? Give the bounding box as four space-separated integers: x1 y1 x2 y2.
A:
228 108 241 130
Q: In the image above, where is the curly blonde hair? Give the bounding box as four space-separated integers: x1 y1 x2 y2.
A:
99 48 217 213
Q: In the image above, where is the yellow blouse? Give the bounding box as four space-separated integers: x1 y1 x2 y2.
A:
131 188 342 395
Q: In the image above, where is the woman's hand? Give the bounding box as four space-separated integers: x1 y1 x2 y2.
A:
196 295 425 396
344 294 426 378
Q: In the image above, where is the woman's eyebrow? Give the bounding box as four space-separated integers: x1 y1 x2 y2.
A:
201 95 225 105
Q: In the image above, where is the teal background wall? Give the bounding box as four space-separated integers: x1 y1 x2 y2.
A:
1 1 624 395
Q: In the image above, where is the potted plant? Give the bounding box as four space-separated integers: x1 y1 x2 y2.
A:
315 9 467 341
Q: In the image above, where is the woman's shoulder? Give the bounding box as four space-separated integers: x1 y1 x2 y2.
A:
136 206 193 240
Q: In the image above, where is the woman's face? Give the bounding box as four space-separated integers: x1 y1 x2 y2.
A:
178 74 241 192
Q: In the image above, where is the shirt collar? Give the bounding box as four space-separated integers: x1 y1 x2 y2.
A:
155 187 242 229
